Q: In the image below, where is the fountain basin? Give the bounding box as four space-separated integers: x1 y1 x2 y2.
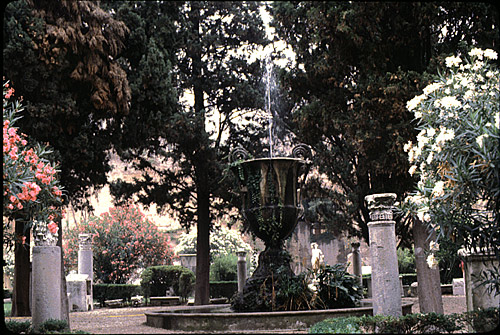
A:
145 301 414 331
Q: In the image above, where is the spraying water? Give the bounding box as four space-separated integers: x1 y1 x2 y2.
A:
265 54 274 158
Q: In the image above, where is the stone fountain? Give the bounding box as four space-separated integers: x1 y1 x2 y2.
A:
229 144 312 311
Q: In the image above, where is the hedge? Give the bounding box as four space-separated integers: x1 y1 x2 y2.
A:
210 281 238 299
93 284 141 307
141 265 195 303
309 307 499 334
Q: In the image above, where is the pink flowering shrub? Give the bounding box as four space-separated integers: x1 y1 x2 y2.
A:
63 203 174 284
3 79 64 247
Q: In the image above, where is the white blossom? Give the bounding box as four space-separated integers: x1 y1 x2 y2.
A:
476 134 489 148
432 180 445 197
406 94 426 111
426 254 439 269
429 241 440 252
483 48 498 60
409 165 417 176
445 55 462 68
423 82 443 95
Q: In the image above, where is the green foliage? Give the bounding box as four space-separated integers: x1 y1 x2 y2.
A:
209 281 238 299
309 308 499 334
232 264 316 312
402 47 500 291
5 320 31 334
315 264 363 309
3 80 64 248
3 1 131 210
37 319 70 334
175 226 256 274
140 265 195 302
309 316 362 334
210 254 238 281
93 284 142 307
271 1 499 243
5 319 91 334
63 204 174 284
397 248 416 274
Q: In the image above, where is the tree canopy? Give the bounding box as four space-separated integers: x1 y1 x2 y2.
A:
270 1 499 243
3 0 131 210
105 0 269 304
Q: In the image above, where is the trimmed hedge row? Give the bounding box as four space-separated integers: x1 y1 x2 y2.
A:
141 265 195 302
92 267 237 304
210 281 238 299
93 284 141 307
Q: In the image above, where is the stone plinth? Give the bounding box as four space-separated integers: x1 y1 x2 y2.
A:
452 278 465 296
458 248 499 311
32 246 62 331
66 273 92 312
365 193 402 317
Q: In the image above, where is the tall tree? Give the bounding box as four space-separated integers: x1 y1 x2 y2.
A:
3 0 131 319
270 1 498 313
270 1 498 243
107 1 268 305
3 0 131 210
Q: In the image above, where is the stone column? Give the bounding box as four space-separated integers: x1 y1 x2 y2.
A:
32 246 61 331
365 193 402 317
236 250 247 293
78 234 93 311
351 242 363 287
78 234 93 280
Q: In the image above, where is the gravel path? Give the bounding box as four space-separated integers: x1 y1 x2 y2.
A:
6 295 467 334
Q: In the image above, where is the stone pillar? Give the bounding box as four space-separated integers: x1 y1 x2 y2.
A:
78 234 93 280
458 248 500 311
365 193 402 317
351 242 363 287
77 234 93 311
32 246 62 331
237 250 247 293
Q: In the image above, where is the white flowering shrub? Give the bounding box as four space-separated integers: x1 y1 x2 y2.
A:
402 48 499 289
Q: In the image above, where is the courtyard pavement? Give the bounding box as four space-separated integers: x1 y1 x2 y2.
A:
5 295 467 334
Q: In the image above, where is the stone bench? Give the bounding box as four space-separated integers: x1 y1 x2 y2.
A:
150 296 181 306
104 299 124 308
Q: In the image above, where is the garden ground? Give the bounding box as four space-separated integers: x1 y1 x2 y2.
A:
5 295 466 334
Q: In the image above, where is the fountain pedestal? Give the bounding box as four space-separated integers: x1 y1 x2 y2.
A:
230 145 311 311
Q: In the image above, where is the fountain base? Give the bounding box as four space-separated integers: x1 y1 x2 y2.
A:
145 301 414 331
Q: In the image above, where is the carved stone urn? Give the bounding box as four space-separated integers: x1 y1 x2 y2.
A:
229 144 311 311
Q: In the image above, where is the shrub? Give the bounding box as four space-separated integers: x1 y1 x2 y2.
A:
309 307 499 334
37 319 69 333
63 203 174 283
5 320 31 334
210 254 238 281
315 263 363 309
210 281 238 299
141 265 195 302
397 247 415 274
309 316 362 334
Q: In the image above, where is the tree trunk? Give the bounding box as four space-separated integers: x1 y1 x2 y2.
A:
12 220 31 316
190 1 210 306
194 166 211 305
57 218 70 326
413 218 444 313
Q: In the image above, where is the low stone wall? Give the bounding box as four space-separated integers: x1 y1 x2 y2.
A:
145 302 414 331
